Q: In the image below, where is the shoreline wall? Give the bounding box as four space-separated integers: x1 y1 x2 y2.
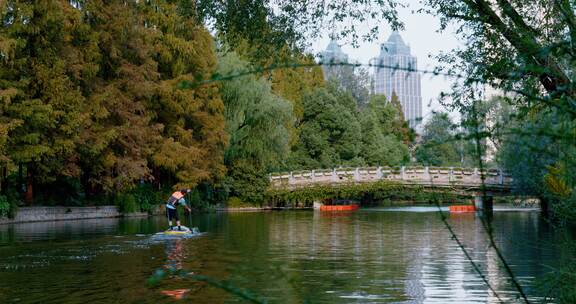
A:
0 206 154 225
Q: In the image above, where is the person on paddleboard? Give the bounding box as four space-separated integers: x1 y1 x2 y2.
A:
166 189 192 231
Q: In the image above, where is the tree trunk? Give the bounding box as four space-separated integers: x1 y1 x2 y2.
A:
81 167 92 200
0 166 5 194
24 164 34 205
18 163 23 194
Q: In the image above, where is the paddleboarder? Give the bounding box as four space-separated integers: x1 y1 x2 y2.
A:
166 189 192 231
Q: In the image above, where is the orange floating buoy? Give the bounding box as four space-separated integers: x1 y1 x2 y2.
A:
449 205 476 213
320 204 359 211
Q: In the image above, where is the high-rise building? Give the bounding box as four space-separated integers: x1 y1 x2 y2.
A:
373 31 422 128
319 39 349 80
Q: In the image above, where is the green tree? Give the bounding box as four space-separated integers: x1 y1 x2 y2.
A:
219 51 293 169
326 66 371 107
0 0 229 202
0 1 87 203
195 0 401 52
497 107 576 205
289 86 363 169
389 93 415 145
217 51 294 203
68 0 228 194
198 0 326 125
360 115 409 166
367 94 413 143
415 112 461 166
360 95 409 166
421 0 576 217
143 1 228 190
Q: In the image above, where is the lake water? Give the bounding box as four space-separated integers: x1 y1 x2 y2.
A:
0 208 561 303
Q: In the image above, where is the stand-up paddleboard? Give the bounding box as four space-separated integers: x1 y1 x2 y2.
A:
163 226 191 235
154 226 200 238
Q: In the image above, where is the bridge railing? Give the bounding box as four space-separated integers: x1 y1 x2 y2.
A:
269 166 513 190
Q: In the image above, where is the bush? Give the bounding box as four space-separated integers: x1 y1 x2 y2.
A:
538 237 576 304
0 195 9 218
133 184 164 213
182 188 212 211
116 193 138 214
227 196 257 208
227 161 269 204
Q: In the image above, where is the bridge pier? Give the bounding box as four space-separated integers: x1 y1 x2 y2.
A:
474 194 493 215
313 200 323 210
540 196 550 218
331 169 338 182
376 167 383 179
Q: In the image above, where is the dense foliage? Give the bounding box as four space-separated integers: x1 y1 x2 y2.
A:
287 85 410 170
0 0 573 301
418 1 576 301
415 112 468 166
0 1 227 207
217 51 293 204
420 0 576 222
0 1 411 211
1 1 572 217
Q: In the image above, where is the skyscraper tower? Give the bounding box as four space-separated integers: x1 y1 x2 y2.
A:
373 31 422 128
319 39 349 80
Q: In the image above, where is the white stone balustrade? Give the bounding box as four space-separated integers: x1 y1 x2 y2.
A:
269 166 513 191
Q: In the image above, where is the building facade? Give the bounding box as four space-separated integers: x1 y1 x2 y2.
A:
373 31 422 128
319 39 349 80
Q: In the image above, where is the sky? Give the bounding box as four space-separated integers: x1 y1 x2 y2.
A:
309 1 462 122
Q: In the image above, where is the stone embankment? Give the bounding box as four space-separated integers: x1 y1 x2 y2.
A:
0 206 151 225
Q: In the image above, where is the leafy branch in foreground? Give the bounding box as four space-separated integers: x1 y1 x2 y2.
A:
433 201 505 303
177 61 479 91
147 266 267 304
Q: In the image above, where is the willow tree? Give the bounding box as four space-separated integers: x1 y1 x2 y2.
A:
218 51 293 203
196 0 325 143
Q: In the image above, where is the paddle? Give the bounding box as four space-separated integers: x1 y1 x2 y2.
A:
186 190 192 228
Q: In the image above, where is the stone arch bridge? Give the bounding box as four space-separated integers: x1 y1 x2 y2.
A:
269 166 514 212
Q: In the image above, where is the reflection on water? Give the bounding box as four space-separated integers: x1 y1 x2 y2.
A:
159 239 191 300
0 218 120 243
0 209 559 303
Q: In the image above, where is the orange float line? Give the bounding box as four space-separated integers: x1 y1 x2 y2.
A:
320 204 359 211
449 205 476 213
